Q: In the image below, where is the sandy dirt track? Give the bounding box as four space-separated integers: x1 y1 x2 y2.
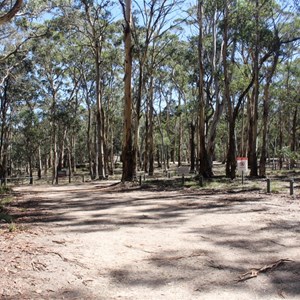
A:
1 181 299 299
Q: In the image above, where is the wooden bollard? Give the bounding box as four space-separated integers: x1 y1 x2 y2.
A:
267 178 271 193
290 179 294 196
182 174 185 185
139 175 142 186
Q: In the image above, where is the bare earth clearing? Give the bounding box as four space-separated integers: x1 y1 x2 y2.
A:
1 181 299 299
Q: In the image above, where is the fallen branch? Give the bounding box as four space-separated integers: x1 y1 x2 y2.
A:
237 258 293 282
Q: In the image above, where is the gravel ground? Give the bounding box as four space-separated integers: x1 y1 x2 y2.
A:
1 181 299 299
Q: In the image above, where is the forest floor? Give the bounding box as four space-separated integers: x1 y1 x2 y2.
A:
0 176 300 299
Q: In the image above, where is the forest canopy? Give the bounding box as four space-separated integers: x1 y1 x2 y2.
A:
0 0 299 183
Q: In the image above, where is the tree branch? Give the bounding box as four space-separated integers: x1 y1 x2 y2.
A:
0 0 23 25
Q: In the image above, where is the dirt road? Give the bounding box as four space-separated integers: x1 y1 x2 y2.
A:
1 181 299 299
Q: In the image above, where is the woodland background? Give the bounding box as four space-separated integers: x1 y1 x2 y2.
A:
0 0 299 184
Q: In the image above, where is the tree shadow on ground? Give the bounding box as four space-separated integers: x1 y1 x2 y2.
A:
8 185 267 234
107 241 300 298
6 182 300 298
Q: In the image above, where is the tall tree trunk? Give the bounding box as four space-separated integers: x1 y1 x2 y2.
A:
86 94 94 179
121 0 135 182
248 0 260 177
190 123 196 173
51 89 58 185
291 107 298 168
279 108 283 170
259 52 279 177
38 146 42 179
148 76 154 176
197 0 213 178
71 134 76 173
68 146 72 183
52 129 58 185
207 18 223 164
28 156 33 185
95 42 105 180
134 62 144 172
177 94 182 167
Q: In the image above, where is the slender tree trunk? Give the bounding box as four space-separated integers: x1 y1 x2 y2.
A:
51 88 58 185
44 154 48 176
68 147 72 183
197 0 213 178
278 102 284 170
148 76 154 176
94 116 99 178
71 134 76 173
248 0 260 177
134 62 144 172
28 156 33 185
259 52 279 176
38 146 42 179
95 45 105 179
177 94 182 167
52 129 58 185
291 107 298 168
190 123 196 173
223 1 236 179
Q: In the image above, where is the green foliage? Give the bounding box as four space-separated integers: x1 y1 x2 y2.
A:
0 0 298 181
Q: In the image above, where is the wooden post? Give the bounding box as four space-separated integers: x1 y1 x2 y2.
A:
82 175 85 183
182 174 185 186
290 179 294 196
267 178 271 193
139 175 142 186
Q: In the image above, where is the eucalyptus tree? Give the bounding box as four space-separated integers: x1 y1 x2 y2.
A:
29 25 85 183
131 0 184 176
65 0 116 180
270 55 300 170
219 0 299 178
185 0 225 177
0 4 44 182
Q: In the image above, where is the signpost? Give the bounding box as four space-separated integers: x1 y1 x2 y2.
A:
237 157 248 184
